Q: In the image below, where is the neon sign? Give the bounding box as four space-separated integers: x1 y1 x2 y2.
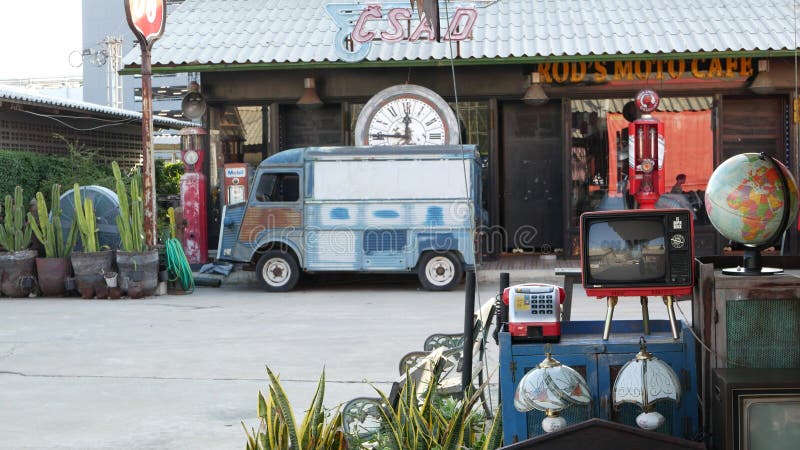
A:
326 2 482 62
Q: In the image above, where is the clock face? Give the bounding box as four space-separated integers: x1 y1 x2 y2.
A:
183 150 199 165
354 84 459 146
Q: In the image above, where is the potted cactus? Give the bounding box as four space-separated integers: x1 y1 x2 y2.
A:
113 162 158 297
70 183 113 299
0 186 36 297
27 184 78 296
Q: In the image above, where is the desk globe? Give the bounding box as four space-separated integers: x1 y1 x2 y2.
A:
705 153 799 275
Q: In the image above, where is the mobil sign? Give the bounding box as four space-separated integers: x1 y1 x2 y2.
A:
125 0 166 47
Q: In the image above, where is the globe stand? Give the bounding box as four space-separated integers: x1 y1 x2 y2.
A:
722 246 783 276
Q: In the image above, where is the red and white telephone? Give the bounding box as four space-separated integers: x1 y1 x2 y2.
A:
502 283 565 342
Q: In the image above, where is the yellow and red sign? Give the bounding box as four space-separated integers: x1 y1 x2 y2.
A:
538 57 754 84
125 0 166 47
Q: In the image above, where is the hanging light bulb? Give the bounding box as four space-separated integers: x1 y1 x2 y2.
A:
514 347 592 432
612 337 682 430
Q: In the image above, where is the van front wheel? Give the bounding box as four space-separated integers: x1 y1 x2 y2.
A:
418 252 463 291
256 250 300 292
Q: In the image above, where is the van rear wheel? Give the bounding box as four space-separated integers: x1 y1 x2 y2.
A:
418 252 463 291
256 250 300 292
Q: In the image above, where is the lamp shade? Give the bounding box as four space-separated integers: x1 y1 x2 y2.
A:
297 77 323 109
522 72 549 106
181 81 206 120
613 337 682 430
514 352 591 432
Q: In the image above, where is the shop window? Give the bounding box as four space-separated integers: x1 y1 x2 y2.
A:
568 97 714 231
255 173 299 203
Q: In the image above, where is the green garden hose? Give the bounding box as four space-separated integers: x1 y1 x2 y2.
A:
166 208 194 293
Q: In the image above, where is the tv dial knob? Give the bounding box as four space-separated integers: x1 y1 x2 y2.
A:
670 234 686 249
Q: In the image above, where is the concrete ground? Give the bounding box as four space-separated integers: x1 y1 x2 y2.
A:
0 271 693 449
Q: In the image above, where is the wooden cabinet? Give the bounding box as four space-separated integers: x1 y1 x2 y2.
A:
499 320 699 444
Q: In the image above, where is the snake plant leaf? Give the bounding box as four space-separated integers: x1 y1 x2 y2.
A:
480 409 502 450
299 369 326 449
265 367 300 450
257 391 268 419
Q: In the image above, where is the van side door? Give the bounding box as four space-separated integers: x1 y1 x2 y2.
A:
241 170 304 260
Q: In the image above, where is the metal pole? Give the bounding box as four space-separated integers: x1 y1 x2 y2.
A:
139 42 157 248
603 296 618 341
462 270 476 393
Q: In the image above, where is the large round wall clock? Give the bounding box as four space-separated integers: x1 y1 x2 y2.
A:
354 84 460 146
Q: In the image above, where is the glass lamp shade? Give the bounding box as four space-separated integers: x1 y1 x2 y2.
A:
612 338 682 430
514 353 592 414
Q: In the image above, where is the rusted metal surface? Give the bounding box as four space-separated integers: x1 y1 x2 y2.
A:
239 208 301 243
140 47 157 249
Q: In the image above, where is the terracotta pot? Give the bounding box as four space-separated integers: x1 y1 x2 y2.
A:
36 257 70 297
71 250 114 298
0 250 37 297
116 250 159 297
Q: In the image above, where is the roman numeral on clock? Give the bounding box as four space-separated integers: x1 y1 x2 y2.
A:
425 118 439 126
429 132 442 140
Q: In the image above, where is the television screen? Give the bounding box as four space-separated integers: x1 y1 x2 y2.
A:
586 219 666 282
743 396 800 450
580 209 693 297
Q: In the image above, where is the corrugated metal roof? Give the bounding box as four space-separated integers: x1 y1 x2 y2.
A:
0 86 193 129
124 0 799 68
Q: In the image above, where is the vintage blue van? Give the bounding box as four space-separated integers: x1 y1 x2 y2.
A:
216 145 481 291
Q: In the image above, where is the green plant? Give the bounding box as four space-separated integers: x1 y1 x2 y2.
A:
243 366 502 450
0 186 32 252
155 160 184 197
365 367 501 450
27 184 78 258
113 161 146 252
243 367 347 450
73 184 98 253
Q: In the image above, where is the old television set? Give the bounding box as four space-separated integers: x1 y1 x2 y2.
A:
580 209 694 297
712 369 800 450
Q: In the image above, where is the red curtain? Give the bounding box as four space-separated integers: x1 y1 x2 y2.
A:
606 110 713 193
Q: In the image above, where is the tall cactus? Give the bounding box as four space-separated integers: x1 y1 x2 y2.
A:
73 183 98 253
113 161 145 252
27 184 78 258
0 186 32 252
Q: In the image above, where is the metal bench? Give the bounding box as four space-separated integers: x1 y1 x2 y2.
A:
554 267 581 321
341 299 496 449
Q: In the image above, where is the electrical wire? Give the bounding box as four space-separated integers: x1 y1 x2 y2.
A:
20 109 139 131
442 0 492 410
674 300 747 368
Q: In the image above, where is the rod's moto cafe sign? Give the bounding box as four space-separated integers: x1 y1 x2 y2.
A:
538 58 754 83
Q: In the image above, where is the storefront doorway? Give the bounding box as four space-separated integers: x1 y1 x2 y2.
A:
501 101 563 251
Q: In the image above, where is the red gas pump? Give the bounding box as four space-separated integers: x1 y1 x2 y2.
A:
223 163 251 205
628 89 665 209
179 127 208 264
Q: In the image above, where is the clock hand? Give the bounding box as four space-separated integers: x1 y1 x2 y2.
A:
370 132 407 139
402 113 412 144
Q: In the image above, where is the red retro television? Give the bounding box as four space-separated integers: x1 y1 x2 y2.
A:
580 209 694 297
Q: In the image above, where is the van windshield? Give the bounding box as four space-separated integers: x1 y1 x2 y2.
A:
255 173 299 202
